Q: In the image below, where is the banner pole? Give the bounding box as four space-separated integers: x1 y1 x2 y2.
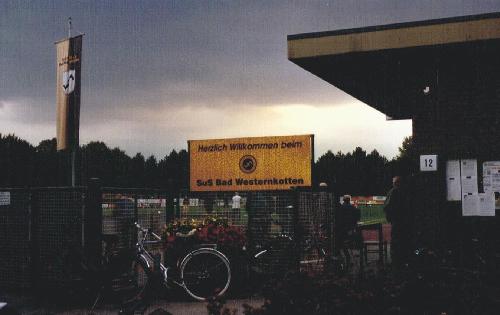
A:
71 149 76 187
68 17 72 38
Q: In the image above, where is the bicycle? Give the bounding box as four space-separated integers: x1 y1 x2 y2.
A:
129 222 232 302
250 204 341 275
243 226 350 282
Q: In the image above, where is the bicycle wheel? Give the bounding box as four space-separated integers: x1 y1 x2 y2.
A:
125 257 151 302
180 248 231 301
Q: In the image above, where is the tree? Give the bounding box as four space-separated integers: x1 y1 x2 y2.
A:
158 150 189 193
314 147 389 196
144 155 159 188
0 134 411 195
34 138 59 186
130 153 146 187
109 147 132 186
392 136 418 177
81 141 114 185
0 133 36 187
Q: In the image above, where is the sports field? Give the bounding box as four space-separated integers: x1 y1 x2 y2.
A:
358 204 387 225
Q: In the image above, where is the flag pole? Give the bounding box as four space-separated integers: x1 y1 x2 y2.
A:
68 16 75 187
68 17 72 38
71 150 76 187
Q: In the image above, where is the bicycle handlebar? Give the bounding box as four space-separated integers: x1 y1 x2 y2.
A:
134 222 162 241
134 222 146 232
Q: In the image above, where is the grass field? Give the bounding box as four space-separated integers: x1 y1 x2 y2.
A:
358 204 387 225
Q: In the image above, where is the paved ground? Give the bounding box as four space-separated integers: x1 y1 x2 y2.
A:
2 295 265 315
77 298 263 315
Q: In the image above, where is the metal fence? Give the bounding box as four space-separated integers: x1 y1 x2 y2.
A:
296 191 334 273
0 184 335 291
36 188 86 289
0 184 170 291
101 188 167 269
0 188 88 290
0 189 32 289
2 184 499 294
176 189 335 274
177 191 249 228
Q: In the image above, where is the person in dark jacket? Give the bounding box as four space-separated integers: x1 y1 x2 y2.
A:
384 176 413 269
335 195 361 262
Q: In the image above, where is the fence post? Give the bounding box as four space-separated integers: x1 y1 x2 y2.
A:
85 178 102 268
30 189 40 291
165 193 174 223
292 188 302 272
245 192 254 249
331 189 339 268
317 184 335 269
133 192 139 247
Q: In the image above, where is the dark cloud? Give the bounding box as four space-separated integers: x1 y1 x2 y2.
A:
2 1 500 155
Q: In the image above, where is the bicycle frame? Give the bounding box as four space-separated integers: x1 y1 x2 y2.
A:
133 222 232 302
134 223 180 286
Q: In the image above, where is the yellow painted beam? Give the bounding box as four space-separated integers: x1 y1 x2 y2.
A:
288 17 500 59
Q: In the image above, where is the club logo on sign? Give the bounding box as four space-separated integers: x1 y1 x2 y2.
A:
62 70 76 95
239 155 257 174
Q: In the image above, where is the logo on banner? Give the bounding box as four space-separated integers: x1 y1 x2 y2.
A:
239 155 257 173
62 70 76 95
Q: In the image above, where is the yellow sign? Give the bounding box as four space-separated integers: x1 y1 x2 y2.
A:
189 135 313 191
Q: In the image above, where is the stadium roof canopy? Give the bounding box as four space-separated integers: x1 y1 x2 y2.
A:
287 12 500 119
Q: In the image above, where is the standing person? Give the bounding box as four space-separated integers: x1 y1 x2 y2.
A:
231 192 242 224
335 195 361 262
384 176 413 270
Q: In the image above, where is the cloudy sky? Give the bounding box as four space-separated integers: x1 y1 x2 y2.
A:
2 1 500 159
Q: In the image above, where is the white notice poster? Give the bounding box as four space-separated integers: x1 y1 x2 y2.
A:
461 159 478 195
483 161 500 193
478 192 495 216
462 193 479 216
446 160 461 201
461 177 478 195
461 159 477 177
0 192 10 206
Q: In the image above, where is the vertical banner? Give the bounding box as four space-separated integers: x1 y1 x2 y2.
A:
56 35 83 151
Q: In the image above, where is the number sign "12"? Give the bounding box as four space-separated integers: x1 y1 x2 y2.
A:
420 155 438 171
